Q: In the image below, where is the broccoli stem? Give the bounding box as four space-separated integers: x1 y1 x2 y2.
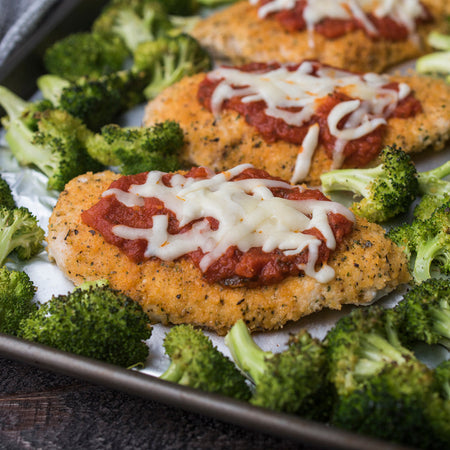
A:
431 304 450 345
414 237 442 283
160 361 185 383
416 51 450 75
320 166 384 198
418 160 450 195
5 120 55 178
428 31 450 50
37 75 71 106
224 319 271 384
0 86 28 122
354 333 407 377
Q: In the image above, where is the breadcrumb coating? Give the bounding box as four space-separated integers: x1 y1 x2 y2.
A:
143 73 450 186
46 171 410 335
190 0 450 73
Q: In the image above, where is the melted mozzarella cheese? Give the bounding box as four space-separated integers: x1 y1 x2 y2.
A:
250 0 427 35
208 61 410 180
105 164 355 283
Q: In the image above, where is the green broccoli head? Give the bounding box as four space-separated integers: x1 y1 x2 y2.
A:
320 145 419 223
43 31 129 82
225 320 331 416
93 1 172 51
18 284 152 368
332 362 441 449
434 359 450 400
160 324 251 401
394 278 450 350
417 159 450 197
0 174 16 210
38 70 149 131
413 192 450 220
324 306 417 397
5 107 103 191
86 121 184 173
133 34 212 100
0 266 37 335
412 199 450 282
386 222 416 261
0 206 45 266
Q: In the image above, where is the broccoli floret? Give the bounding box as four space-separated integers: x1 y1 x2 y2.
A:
0 266 37 335
325 306 419 397
389 199 450 282
18 283 152 368
413 192 450 220
412 200 450 281
0 174 16 210
85 121 184 174
43 31 129 82
93 1 172 51
394 278 450 350
416 51 450 81
0 206 45 265
417 159 450 197
332 362 443 449
225 320 331 418
416 30 450 82
0 87 103 191
160 324 251 401
386 221 416 260
37 70 149 131
133 34 212 100
320 145 419 223
434 359 450 400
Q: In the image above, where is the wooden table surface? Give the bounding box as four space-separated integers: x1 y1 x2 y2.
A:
0 356 316 450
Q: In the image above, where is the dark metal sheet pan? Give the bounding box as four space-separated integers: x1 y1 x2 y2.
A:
0 1 439 448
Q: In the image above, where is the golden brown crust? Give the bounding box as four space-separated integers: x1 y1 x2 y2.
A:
143 73 450 186
46 171 411 335
191 1 450 72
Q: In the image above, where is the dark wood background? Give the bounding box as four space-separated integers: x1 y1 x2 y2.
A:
0 356 314 449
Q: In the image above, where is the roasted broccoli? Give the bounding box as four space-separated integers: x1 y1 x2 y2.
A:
225 320 331 419
18 283 152 368
0 206 45 266
320 145 419 223
416 31 450 83
133 34 212 100
37 70 149 131
394 278 450 350
325 306 420 397
0 266 37 335
85 121 184 174
0 86 103 191
389 199 450 282
157 0 239 15
331 362 444 449
43 31 129 82
93 1 172 51
160 324 251 401
413 192 450 220
0 174 16 210
417 159 450 197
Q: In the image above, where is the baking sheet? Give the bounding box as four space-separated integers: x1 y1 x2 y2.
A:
0 1 449 447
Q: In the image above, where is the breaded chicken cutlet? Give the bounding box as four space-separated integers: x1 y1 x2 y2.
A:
143 63 450 186
190 0 450 73
46 169 410 335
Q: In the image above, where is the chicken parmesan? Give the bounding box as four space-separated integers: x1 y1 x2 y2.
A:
143 61 450 186
190 0 450 73
46 168 410 335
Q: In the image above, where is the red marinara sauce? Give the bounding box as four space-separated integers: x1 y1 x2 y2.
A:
255 0 433 40
197 62 422 168
81 167 354 287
